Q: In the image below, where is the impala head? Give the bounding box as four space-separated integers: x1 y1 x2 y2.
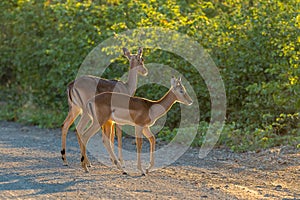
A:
171 76 193 106
123 47 148 76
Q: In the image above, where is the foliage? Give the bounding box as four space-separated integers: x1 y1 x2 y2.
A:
0 0 299 149
218 113 299 152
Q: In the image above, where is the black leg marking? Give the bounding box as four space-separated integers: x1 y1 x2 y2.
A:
61 156 65 161
61 149 66 155
113 160 118 165
81 156 84 162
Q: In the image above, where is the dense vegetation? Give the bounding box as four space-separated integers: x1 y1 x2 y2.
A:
1 0 299 151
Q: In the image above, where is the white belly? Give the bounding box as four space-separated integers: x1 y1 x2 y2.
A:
110 107 136 126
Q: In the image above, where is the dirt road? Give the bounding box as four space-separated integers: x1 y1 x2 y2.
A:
0 121 299 199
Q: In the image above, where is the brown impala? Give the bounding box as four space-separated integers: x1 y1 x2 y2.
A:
77 76 193 175
61 47 148 169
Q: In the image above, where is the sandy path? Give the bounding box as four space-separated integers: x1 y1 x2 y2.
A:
0 121 299 199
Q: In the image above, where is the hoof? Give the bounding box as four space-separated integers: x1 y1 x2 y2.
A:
83 166 89 173
82 163 89 173
62 158 68 166
141 173 146 176
122 171 128 175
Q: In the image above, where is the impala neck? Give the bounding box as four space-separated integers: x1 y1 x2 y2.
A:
126 67 138 96
151 89 177 120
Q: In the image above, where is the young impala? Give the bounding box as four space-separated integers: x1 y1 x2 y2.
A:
61 47 147 168
77 76 193 175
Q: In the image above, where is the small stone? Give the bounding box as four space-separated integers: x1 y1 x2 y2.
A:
274 185 282 190
278 159 287 164
20 127 30 132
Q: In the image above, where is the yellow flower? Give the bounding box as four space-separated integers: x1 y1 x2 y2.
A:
289 76 298 85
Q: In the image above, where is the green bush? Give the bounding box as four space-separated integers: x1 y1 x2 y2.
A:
1 0 299 150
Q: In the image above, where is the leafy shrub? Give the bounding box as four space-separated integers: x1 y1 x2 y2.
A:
0 0 299 150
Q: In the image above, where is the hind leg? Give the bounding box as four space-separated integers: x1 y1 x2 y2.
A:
78 117 101 172
61 105 80 166
76 113 92 167
76 110 93 167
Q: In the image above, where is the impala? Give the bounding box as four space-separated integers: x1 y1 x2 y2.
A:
77 76 193 175
61 47 147 168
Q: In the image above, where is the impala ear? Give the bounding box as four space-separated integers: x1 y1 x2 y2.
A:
171 76 177 87
177 77 182 83
137 47 143 57
123 47 131 59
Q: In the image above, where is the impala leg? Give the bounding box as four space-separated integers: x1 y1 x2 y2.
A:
102 122 114 164
75 130 89 172
78 116 102 173
116 124 124 166
102 121 126 174
61 105 80 166
143 127 155 174
110 123 115 157
76 111 93 167
75 129 83 152
135 126 145 175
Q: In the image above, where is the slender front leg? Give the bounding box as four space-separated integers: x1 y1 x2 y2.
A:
102 121 126 174
61 105 80 166
135 126 145 175
103 122 116 164
115 124 124 165
143 126 156 174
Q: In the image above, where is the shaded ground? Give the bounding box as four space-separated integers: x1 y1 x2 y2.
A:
0 121 299 199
